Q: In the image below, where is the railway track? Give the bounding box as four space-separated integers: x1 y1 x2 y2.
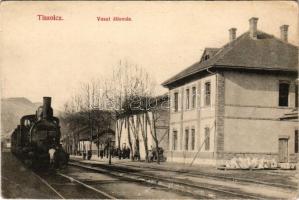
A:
69 161 268 199
31 165 198 199
32 170 116 199
57 172 116 199
4 152 198 199
33 171 65 199
113 162 297 190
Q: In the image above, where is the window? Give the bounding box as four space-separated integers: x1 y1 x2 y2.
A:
185 129 189 150
174 92 179 112
186 89 190 109
191 129 195 150
205 82 211 106
295 84 298 108
279 82 289 107
205 127 210 150
192 87 196 109
173 130 178 150
295 130 298 153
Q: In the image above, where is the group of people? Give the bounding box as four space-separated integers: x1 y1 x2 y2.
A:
148 147 165 162
82 150 92 160
74 145 165 162
78 146 132 160
98 146 131 159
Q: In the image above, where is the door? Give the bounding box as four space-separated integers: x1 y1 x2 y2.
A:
278 138 288 163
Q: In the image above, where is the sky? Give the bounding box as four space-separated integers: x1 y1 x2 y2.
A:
1 1 298 110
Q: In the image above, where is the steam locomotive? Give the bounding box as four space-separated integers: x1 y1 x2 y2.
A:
11 97 69 169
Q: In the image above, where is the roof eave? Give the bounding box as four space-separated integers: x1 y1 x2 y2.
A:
213 65 298 73
161 65 214 88
162 65 298 88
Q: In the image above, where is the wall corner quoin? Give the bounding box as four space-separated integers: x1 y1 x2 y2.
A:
215 72 225 152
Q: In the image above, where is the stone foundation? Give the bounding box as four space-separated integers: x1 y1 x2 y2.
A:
165 150 216 165
216 152 298 166
220 152 278 160
165 151 298 167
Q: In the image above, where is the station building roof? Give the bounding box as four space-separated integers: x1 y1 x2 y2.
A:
162 30 298 88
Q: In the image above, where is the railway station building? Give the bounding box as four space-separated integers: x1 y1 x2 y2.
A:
162 18 298 166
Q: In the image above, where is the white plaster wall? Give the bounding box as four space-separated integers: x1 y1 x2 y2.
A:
224 118 298 154
224 71 297 108
168 74 217 164
198 118 215 153
182 120 198 152
223 71 298 155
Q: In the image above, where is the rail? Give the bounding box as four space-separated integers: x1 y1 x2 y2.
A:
69 161 265 199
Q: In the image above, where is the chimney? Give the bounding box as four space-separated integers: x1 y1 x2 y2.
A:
229 28 237 42
42 97 53 119
249 17 258 39
280 25 289 42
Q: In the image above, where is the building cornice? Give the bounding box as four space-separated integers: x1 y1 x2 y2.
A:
163 65 298 89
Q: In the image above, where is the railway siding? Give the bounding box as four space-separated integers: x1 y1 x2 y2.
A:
70 155 297 187
118 162 297 190
70 158 298 199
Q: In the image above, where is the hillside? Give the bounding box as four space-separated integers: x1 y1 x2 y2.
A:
1 97 42 138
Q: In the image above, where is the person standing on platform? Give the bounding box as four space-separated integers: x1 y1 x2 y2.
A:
48 147 56 168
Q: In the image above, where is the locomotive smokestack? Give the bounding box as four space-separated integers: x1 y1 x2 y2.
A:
42 97 53 119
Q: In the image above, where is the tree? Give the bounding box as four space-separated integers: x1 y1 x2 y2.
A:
104 60 156 160
61 59 157 162
129 114 141 161
60 77 112 157
145 95 169 164
138 112 149 162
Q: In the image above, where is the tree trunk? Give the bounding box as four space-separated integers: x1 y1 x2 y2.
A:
127 117 134 161
78 139 80 155
140 113 149 162
108 138 112 165
117 119 123 160
154 138 160 164
131 116 140 161
116 120 120 158
146 112 160 164
144 137 149 162
89 112 93 152
97 132 100 157
135 139 140 161
152 114 160 164
73 132 77 155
